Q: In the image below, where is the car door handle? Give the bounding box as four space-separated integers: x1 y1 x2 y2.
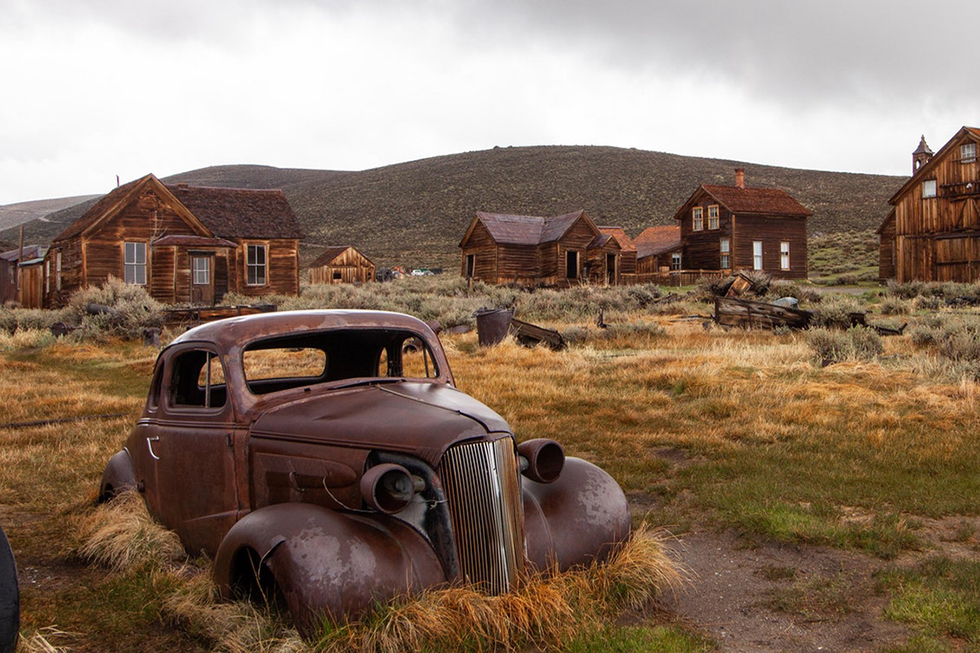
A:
146 435 161 460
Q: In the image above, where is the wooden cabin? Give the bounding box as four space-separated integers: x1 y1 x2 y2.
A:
674 169 810 279
635 225 682 277
308 246 375 284
880 127 980 283
459 210 625 287
42 174 303 307
0 244 43 305
599 226 637 284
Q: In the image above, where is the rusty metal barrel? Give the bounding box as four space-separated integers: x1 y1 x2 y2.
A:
474 308 514 347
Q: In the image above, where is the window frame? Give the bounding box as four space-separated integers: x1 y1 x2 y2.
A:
720 238 730 270
671 252 682 271
465 253 476 278
922 179 937 199
692 207 704 231
780 241 790 271
707 205 720 230
55 250 62 291
961 142 977 164
753 241 763 270
192 256 211 285
246 243 268 286
124 241 147 286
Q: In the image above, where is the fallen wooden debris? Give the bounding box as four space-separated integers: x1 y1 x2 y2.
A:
714 296 813 330
509 317 567 351
165 303 276 327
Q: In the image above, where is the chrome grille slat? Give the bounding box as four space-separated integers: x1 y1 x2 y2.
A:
441 438 525 593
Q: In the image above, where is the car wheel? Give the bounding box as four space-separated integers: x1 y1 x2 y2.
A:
0 522 19 653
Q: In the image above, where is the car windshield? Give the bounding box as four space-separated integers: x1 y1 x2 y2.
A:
242 328 440 395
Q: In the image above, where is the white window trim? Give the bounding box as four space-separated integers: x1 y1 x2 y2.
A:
55 251 62 291
753 241 763 270
780 241 790 271
961 142 977 163
720 238 730 269
124 242 147 286
708 205 719 230
246 243 268 286
922 179 937 199
671 252 682 270
692 207 704 231
192 256 211 285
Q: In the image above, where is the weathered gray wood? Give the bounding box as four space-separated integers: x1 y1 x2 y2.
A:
714 296 813 330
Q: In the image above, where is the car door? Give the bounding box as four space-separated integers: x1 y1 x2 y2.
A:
151 345 240 554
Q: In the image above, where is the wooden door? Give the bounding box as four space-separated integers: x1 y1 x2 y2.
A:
191 254 215 306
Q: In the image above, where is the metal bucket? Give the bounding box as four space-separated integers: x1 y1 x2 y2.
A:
475 308 514 347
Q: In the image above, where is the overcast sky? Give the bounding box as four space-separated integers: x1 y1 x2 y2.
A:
1 0 976 205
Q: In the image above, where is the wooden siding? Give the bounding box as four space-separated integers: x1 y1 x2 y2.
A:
681 197 735 271
309 247 375 284
732 215 807 279
553 217 598 287
878 214 896 282
460 221 498 283
889 130 980 282
18 263 43 309
230 239 300 297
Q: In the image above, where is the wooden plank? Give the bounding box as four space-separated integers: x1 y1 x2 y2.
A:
714 296 813 330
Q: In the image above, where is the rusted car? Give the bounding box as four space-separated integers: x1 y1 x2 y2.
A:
100 310 630 635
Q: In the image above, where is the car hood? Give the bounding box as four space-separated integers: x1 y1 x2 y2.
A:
249 382 512 466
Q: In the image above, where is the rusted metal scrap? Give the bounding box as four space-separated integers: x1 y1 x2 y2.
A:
98 310 629 637
714 296 813 330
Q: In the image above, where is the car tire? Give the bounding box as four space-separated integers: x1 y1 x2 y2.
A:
0 522 19 653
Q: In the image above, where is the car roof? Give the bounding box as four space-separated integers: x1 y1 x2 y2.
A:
170 310 434 351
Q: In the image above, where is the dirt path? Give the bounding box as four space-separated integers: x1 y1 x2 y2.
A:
663 529 909 652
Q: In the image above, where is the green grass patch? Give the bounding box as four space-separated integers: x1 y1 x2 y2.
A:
878 556 980 643
563 624 715 653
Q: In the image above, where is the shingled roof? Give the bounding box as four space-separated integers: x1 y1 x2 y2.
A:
471 210 591 245
635 225 681 258
308 245 374 268
695 185 812 218
167 184 303 239
52 174 304 243
598 226 636 252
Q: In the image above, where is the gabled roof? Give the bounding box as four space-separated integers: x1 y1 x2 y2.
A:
635 225 681 258
308 245 374 268
167 184 304 239
692 185 812 218
587 233 622 250
598 226 636 252
52 174 304 244
464 210 596 246
52 174 213 243
889 126 980 205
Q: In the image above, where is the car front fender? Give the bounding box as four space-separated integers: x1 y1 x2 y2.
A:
523 456 631 573
213 502 447 637
99 449 136 501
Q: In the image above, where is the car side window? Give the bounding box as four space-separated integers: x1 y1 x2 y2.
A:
169 349 227 409
377 336 438 379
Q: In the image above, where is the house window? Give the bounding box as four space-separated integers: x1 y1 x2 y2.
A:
692 207 704 231
708 205 719 230
124 242 147 285
922 179 937 198
671 252 682 270
465 254 475 278
720 238 730 269
780 241 790 270
753 241 763 270
192 256 210 285
565 250 579 279
45 259 50 294
246 244 267 286
961 142 977 163
332 271 342 281
55 251 62 291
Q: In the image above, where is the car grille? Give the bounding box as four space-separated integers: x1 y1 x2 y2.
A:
440 438 525 593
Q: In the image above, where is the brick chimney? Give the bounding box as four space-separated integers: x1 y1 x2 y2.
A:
735 168 745 189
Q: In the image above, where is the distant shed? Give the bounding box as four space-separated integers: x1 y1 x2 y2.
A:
0 244 43 305
308 246 376 284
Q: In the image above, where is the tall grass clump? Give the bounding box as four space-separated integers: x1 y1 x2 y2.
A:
317 525 682 653
75 492 184 573
805 327 883 364
65 276 164 340
810 294 864 329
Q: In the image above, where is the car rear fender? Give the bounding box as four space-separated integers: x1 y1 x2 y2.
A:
214 502 447 637
522 456 632 573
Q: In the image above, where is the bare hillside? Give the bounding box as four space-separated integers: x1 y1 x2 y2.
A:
0 149 904 269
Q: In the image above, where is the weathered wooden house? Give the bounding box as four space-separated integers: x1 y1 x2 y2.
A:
0 244 43 306
879 127 980 283
459 210 625 287
634 225 682 276
43 174 304 307
308 246 375 284
598 226 637 284
674 169 810 279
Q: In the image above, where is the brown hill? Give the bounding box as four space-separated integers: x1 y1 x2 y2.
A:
0 149 904 270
